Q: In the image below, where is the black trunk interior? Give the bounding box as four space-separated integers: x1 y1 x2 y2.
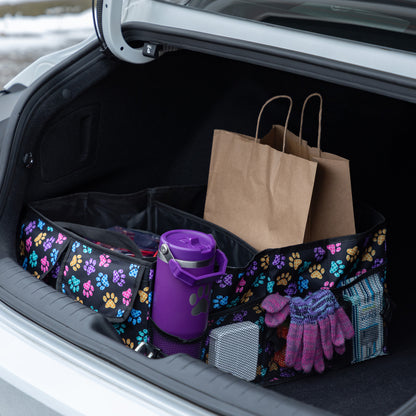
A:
3 46 416 415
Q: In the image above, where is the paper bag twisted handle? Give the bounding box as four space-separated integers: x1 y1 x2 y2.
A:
299 92 323 156
255 95 293 153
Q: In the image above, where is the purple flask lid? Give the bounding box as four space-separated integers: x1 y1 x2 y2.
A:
160 229 216 262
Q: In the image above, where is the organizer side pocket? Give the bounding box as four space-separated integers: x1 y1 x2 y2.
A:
341 269 388 363
17 208 71 284
113 265 155 350
56 236 146 323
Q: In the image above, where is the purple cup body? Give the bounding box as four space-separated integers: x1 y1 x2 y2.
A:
152 229 227 357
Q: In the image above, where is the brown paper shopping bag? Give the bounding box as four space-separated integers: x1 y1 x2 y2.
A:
204 95 318 251
297 93 356 242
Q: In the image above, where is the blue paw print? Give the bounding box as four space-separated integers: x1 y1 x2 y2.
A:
50 248 59 265
71 241 81 252
129 264 140 278
215 316 226 326
127 309 142 325
298 275 309 293
212 295 229 309
96 272 109 290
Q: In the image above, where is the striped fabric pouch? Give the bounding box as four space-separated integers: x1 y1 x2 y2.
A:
342 272 388 363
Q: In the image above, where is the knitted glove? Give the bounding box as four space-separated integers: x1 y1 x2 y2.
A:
287 292 330 373
261 293 290 328
286 290 354 373
301 291 331 373
285 296 308 371
314 290 354 359
263 290 354 374
314 330 325 373
334 307 355 342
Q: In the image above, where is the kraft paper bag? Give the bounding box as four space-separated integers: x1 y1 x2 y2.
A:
299 93 355 242
204 95 318 251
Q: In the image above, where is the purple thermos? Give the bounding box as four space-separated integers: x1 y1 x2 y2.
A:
152 229 227 358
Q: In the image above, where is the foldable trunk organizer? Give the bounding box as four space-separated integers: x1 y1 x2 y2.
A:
16 184 390 385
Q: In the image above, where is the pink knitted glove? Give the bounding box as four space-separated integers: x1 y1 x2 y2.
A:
261 293 290 328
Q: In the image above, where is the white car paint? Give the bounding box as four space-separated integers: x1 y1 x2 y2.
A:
0 301 214 416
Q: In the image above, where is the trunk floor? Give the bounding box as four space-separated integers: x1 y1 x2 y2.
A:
270 316 416 415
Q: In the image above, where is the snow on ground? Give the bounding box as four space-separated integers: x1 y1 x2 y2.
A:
0 7 94 85
0 0 43 4
0 9 94 49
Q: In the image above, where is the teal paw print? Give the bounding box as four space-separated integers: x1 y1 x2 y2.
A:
267 277 275 293
83 245 92 254
68 276 80 293
29 250 38 268
136 329 149 343
113 322 126 335
299 261 311 273
255 316 265 330
330 260 345 278
253 273 266 287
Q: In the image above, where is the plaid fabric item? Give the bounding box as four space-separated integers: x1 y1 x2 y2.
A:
342 273 387 363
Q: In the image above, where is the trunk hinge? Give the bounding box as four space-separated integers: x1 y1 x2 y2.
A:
97 0 155 64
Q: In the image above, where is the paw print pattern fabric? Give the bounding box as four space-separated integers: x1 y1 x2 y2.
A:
57 239 144 322
17 205 153 326
209 224 387 317
18 217 70 281
17 191 389 385
210 202 387 313
206 204 388 385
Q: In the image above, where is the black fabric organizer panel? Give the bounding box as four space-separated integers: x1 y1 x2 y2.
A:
30 185 256 268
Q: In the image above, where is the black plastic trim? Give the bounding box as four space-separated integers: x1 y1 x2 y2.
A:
122 22 416 104
0 39 116 227
390 397 416 416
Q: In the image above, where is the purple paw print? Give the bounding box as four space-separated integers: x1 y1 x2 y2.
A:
314 247 325 261
272 255 285 269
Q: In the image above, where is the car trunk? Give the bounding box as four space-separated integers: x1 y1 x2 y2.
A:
0 34 415 416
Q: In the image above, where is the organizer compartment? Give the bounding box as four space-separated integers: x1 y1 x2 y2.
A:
17 185 256 351
17 184 389 386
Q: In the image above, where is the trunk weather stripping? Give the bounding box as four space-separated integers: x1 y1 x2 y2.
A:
98 0 155 64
